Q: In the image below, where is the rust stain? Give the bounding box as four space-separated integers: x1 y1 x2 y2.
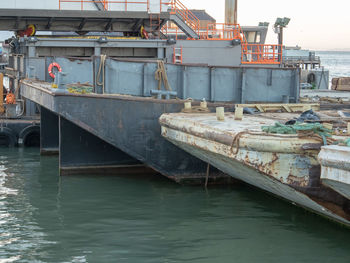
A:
301 143 322 151
244 154 250 165
270 153 279 164
287 174 308 187
310 196 350 222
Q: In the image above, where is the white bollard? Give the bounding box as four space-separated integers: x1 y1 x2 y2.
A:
235 106 243 120
184 101 192 110
216 107 225 121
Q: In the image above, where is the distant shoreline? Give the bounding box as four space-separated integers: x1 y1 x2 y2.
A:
315 50 350 52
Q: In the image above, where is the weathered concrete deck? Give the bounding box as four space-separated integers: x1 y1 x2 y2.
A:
159 112 350 226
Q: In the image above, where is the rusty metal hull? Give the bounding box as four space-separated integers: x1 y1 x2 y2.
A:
160 113 350 226
319 146 350 200
20 80 233 184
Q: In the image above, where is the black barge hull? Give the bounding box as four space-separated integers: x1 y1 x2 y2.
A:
21 81 232 184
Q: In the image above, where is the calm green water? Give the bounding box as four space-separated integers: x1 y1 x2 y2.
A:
1 148 350 263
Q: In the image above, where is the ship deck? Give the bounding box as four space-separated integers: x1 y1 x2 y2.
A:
0 9 170 32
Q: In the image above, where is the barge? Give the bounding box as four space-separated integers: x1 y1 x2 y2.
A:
159 108 350 226
9 0 298 183
3 0 350 225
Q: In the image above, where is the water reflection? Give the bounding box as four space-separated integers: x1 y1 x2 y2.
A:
0 148 350 262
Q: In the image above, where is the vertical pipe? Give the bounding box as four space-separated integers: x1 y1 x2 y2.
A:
225 0 237 24
0 73 3 114
278 27 283 65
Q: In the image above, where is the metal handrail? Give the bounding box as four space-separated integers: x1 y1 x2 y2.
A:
168 0 200 34
201 23 243 40
283 56 321 61
58 0 281 65
241 44 282 65
162 23 246 41
59 0 150 11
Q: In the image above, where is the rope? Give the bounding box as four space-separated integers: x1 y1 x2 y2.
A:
261 122 334 145
67 86 93 94
96 54 106 94
345 138 350 147
155 60 171 91
205 163 210 188
229 124 338 155
230 130 247 154
346 139 350 147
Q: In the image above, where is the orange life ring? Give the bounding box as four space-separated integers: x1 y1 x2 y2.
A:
48 62 62 79
6 93 16 104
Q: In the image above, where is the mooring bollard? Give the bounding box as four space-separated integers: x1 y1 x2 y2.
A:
216 107 225 121
235 106 243 120
184 101 192 110
200 99 207 109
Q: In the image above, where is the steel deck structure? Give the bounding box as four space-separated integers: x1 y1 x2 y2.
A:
18 54 299 182
1 0 298 183
0 9 170 33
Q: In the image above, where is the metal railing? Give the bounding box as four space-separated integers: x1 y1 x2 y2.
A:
167 0 200 34
58 0 150 11
161 25 181 39
58 0 281 65
200 23 243 40
283 56 321 63
173 46 183 64
241 44 282 65
58 0 190 13
162 23 245 41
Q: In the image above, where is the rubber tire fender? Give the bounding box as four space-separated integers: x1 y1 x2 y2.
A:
307 73 316 84
0 127 17 147
18 125 40 146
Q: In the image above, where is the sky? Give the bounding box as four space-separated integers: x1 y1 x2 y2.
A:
185 0 350 50
0 0 349 50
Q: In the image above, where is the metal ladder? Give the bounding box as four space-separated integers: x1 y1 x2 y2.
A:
149 13 161 38
173 46 183 64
